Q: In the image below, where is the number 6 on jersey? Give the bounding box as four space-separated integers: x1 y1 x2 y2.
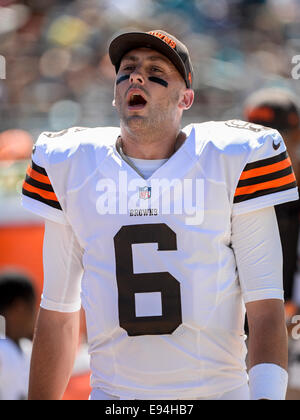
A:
114 224 182 336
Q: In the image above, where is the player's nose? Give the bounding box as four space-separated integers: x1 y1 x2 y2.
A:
130 70 145 85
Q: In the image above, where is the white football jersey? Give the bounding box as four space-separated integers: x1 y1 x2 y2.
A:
22 121 298 399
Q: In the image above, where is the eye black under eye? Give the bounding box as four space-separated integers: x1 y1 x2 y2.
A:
116 75 130 85
148 76 168 88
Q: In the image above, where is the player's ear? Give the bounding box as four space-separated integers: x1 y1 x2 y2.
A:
179 89 194 111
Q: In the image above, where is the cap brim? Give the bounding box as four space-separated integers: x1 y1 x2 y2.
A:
109 32 188 84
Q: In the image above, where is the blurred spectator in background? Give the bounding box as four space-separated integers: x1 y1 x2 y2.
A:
0 129 33 163
244 87 300 314
244 88 300 400
0 271 36 400
0 0 300 134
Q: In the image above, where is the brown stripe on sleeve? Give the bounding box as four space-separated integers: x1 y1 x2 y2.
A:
22 161 62 210
26 165 52 185
234 151 297 203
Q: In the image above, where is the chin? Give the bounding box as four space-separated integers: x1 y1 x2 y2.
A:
124 115 150 130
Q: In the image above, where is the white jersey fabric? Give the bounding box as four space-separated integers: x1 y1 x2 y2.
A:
90 382 250 400
21 121 299 399
43 205 281 400
0 338 31 400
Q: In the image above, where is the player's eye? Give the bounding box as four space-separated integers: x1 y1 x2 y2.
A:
150 66 162 73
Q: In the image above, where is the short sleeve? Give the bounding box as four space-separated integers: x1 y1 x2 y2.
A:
41 220 83 313
21 133 68 225
233 130 299 216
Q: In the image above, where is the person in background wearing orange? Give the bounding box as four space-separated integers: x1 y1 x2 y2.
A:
245 88 300 316
244 88 300 399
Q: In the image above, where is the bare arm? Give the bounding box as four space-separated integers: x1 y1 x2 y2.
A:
29 220 84 400
246 299 288 371
28 308 80 400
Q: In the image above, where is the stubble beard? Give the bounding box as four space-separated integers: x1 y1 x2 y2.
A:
118 94 180 139
120 111 162 134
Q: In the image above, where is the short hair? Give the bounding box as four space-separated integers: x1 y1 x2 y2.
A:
0 272 36 314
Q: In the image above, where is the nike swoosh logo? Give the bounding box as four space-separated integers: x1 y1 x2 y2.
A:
273 140 281 150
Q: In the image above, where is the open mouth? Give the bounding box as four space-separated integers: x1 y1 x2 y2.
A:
127 93 147 110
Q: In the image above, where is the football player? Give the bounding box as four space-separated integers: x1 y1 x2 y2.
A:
22 30 299 400
244 88 300 399
244 88 300 309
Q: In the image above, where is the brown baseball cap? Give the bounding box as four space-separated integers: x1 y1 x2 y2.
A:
244 88 300 131
109 30 194 89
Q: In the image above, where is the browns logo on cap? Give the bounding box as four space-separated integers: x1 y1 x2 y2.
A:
109 30 194 89
148 31 177 49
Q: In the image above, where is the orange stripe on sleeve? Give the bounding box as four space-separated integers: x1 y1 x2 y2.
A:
22 181 59 202
239 157 292 180
235 172 296 197
26 166 52 185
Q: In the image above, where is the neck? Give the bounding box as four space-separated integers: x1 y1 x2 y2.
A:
119 125 186 160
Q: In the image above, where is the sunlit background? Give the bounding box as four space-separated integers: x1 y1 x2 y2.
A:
0 0 300 136
1 0 300 400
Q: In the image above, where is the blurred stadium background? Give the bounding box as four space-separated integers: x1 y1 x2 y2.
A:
1 0 300 400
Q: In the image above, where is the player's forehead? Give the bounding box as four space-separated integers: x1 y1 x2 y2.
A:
120 47 174 68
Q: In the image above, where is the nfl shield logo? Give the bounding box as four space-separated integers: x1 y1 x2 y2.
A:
139 186 151 200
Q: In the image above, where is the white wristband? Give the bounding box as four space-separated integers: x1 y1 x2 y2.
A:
248 363 288 400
